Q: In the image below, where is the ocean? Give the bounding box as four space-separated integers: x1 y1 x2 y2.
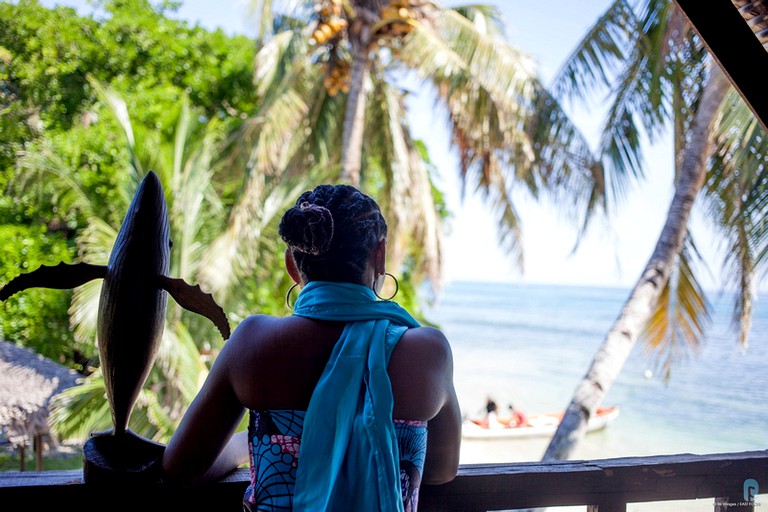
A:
421 281 767 511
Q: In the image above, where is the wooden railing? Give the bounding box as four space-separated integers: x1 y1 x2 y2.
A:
1 450 765 511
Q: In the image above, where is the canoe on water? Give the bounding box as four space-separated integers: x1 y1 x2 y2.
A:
461 405 621 440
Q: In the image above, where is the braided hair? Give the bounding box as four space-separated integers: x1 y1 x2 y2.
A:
278 184 387 284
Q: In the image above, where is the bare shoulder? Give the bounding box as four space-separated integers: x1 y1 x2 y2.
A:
391 326 454 386
216 314 287 363
389 326 455 421
223 314 291 344
403 325 449 342
231 313 281 334
399 326 453 363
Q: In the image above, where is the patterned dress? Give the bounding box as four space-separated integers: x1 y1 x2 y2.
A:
243 409 428 511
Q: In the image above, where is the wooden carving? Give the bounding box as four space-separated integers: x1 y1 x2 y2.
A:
0 171 230 482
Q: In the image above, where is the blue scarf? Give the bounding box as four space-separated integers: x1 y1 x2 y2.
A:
292 281 420 511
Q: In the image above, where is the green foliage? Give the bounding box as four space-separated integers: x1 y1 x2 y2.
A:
0 445 82 471
0 0 256 131
0 224 80 363
0 1 102 131
0 0 460 446
0 0 257 372
33 69 331 442
0 0 257 231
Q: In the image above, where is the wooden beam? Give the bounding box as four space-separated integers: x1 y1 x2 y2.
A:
419 450 768 510
674 0 768 131
1 450 766 511
0 450 768 512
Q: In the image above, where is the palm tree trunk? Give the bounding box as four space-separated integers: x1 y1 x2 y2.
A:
542 63 730 462
339 15 373 187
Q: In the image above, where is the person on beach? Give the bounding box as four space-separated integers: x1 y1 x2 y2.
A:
484 398 505 429
485 397 497 417
162 184 462 511
507 403 529 428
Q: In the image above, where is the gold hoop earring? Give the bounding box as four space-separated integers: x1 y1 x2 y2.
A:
286 283 300 310
373 272 399 301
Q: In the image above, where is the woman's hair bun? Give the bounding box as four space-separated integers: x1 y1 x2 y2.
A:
278 201 335 255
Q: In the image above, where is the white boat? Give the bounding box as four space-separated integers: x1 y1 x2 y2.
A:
461 405 621 440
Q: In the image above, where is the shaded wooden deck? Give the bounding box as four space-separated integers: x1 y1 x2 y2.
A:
1 449 765 510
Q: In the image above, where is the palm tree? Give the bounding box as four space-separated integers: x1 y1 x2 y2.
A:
241 0 610 295
21 78 312 442
542 0 767 461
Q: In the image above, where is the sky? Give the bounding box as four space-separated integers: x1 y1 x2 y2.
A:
38 0 730 291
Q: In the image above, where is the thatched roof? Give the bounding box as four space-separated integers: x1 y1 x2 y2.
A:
732 0 768 50
0 340 81 449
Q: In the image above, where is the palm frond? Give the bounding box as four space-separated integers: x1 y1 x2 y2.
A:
595 71 645 200
398 8 604 263
706 89 768 348
552 0 708 205
634 1 704 143
407 8 537 116
639 236 710 381
231 33 322 177
69 278 103 351
249 0 315 44
48 84 242 441
197 171 318 303
550 0 635 101
129 389 175 442
208 29 344 300
588 6 686 198
448 3 507 39
15 143 96 218
254 30 297 97
365 76 444 287
156 320 209 403
86 75 143 193
170 95 195 196
248 0 274 45
524 87 608 232
49 375 112 442
143 391 178 439
483 172 524 270
69 217 116 346
166 99 226 283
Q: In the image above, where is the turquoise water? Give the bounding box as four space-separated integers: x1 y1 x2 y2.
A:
422 281 768 464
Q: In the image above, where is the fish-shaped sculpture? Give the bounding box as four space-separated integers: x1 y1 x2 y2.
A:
0 171 230 445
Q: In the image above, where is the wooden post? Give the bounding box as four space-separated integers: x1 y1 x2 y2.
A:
18 444 25 472
34 434 43 471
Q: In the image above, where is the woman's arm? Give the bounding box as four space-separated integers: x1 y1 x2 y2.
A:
423 383 462 484
196 430 249 482
422 331 462 485
161 327 249 485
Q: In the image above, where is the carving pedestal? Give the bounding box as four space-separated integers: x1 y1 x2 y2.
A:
83 430 165 484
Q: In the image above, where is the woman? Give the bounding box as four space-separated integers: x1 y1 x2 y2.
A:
162 184 462 511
